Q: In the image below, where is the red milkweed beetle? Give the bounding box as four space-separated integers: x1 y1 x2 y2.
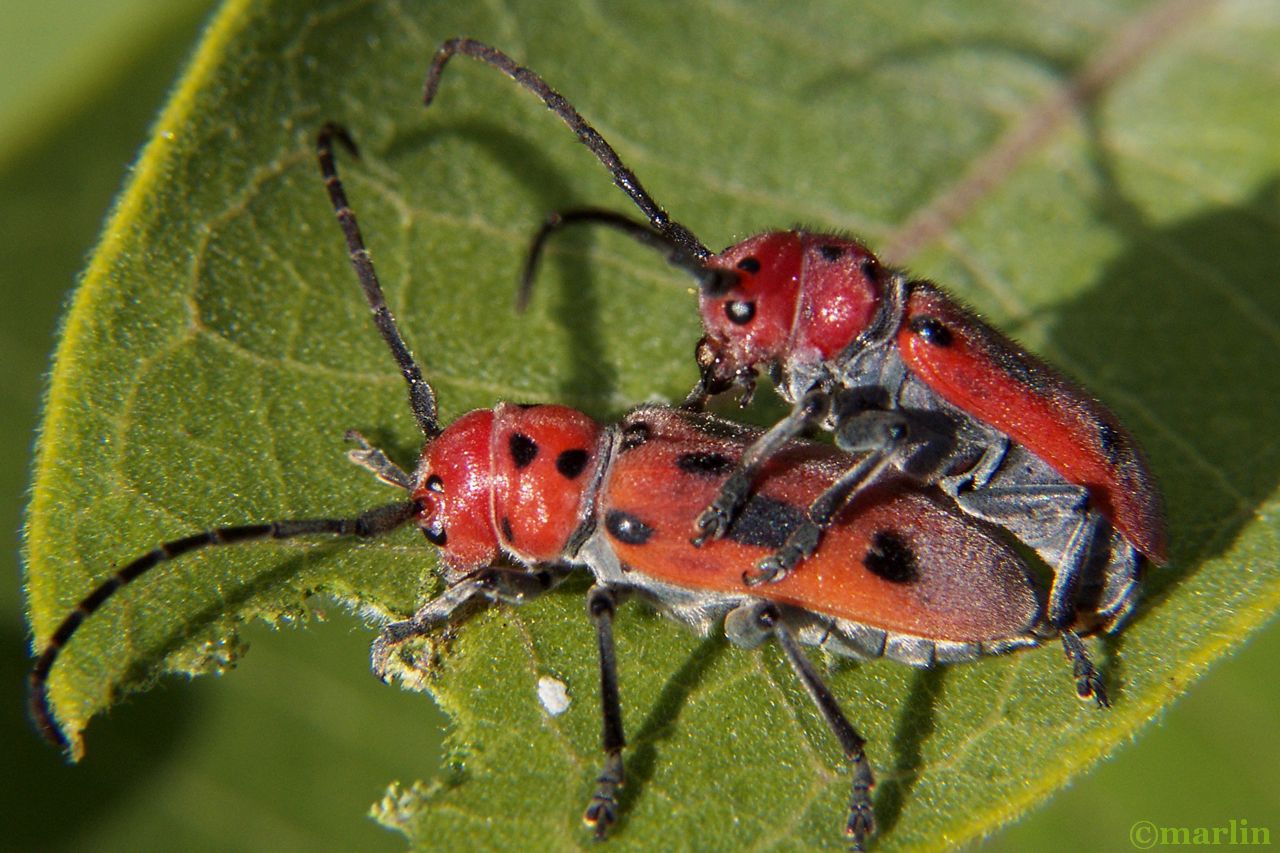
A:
26 121 1102 851
423 39 1166 699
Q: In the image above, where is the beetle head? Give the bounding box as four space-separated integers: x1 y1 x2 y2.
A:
696 232 805 389
412 409 500 571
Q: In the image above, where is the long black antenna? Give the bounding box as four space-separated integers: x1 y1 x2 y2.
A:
317 123 441 438
517 208 735 311
424 38 711 261
29 500 419 751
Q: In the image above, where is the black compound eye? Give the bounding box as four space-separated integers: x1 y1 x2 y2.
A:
419 475 447 546
737 256 761 274
724 300 756 325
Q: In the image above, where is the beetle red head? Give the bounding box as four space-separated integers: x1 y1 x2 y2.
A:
697 233 804 392
412 408 500 571
696 232 883 394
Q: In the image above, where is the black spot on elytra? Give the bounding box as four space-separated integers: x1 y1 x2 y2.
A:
509 433 538 468
423 526 447 547
864 530 917 584
500 516 515 544
620 421 650 451
818 244 843 262
737 256 761 274
909 316 952 347
556 448 590 479
725 494 805 549
676 452 734 477
606 510 654 546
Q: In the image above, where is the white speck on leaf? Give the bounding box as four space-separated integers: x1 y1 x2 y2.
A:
537 676 570 716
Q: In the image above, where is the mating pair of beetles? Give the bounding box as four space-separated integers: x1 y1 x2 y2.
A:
29 38 1165 850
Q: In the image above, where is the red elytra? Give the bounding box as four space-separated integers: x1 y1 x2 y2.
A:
25 110 1104 852
451 38 1165 645
596 408 1039 645
893 281 1164 558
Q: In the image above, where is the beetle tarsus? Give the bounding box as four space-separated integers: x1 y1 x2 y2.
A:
584 750 624 838
846 755 876 851
1061 630 1110 708
691 469 753 546
744 519 822 585
691 506 731 546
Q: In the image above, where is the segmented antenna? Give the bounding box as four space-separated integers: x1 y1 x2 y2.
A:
317 123 441 438
424 38 710 261
517 208 735 312
29 500 419 751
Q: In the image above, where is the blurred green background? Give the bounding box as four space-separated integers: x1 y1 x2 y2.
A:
2 2 1276 851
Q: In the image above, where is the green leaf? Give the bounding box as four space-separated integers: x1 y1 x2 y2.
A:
24 1 1280 851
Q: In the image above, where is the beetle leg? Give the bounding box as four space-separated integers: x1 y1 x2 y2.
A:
937 444 1118 706
724 601 772 649
370 566 567 681
746 411 908 585
758 604 875 850
681 381 710 410
583 585 627 838
947 484 1113 706
344 429 414 490
940 439 1141 632
692 389 830 546
1061 629 1110 708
